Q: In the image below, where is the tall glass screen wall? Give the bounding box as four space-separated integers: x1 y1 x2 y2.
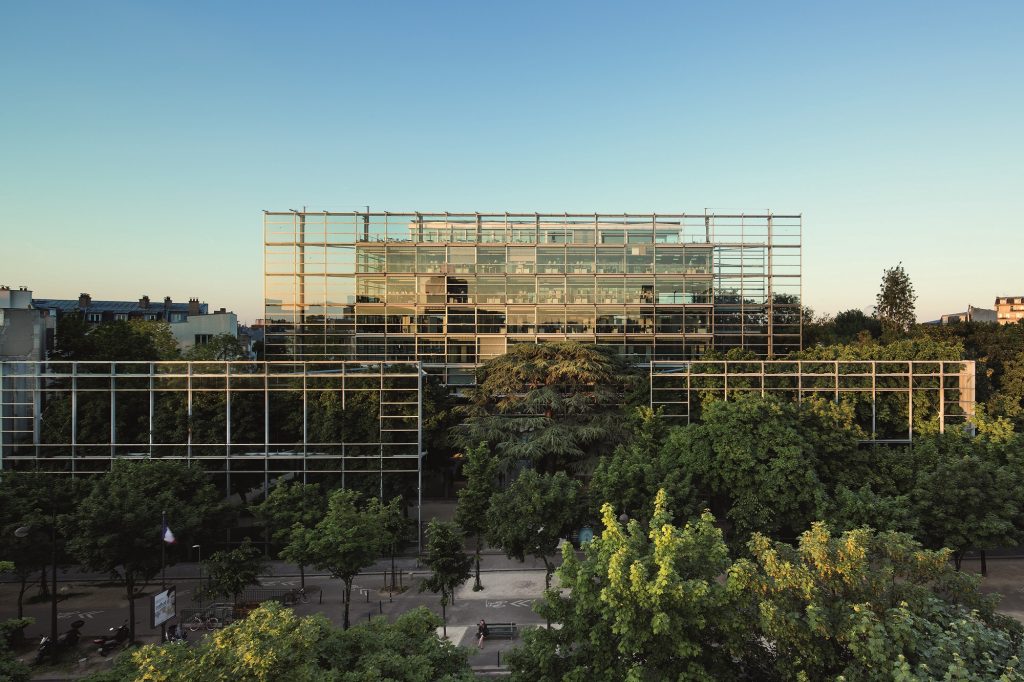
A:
265 213 802 381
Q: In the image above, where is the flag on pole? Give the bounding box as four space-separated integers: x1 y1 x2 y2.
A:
162 519 176 544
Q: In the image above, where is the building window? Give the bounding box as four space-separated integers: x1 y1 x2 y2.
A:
87 313 102 323
195 334 213 346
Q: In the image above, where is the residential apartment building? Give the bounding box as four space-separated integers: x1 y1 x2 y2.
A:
33 293 238 353
265 211 801 384
940 305 997 324
995 296 1024 325
34 293 204 324
0 286 52 362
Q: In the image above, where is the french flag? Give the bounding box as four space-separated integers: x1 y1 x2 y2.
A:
162 519 176 545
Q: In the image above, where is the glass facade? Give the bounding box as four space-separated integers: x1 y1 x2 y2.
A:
264 212 801 382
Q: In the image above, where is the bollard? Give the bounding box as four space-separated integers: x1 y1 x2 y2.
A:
367 611 371 623
497 651 501 667
378 600 383 615
319 590 323 605
365 589 369 603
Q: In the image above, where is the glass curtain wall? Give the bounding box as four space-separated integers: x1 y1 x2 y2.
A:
265 212 801 382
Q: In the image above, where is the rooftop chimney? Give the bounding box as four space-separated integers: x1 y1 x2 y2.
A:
163 296 172 310
78 293 91 309
188 298 200 316
139 295 150 309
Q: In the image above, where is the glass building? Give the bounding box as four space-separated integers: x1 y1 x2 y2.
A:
264 212 801 384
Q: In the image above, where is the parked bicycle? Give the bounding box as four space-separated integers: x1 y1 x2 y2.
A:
283 587 310 606
186 614 222 632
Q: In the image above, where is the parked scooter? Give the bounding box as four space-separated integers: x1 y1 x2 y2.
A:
33 619 85 665
94 620 129 656
164 623 187 643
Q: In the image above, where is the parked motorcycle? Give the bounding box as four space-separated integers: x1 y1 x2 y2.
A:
93 620 129 656
164 623 187 643
33 619 85 665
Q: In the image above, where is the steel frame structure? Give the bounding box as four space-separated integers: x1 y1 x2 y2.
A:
0 361 424 541
264 211 801 384
650 359 976 443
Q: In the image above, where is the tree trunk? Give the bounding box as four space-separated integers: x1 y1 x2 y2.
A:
473 535 482 591
299 564 305 590
17 575 28 619
342 579 351 630
954 551 963 571
441 598 447 638
390 545 396 591
980 549 988 577
127 572 137 643
541 558 553 627
39 566 49 598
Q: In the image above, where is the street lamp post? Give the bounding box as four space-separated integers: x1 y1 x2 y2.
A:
50 508 57 659
193 544 202 607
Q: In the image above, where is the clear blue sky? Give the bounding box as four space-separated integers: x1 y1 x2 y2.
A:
2 1 1021 324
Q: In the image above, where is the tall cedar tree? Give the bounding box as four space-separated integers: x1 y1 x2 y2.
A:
454 342 641 473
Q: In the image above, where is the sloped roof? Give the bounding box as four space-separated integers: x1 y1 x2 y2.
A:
33 299 196 314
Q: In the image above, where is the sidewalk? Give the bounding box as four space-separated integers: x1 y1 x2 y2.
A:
0 549 559 586
1 554 558 678
9 553 1023 680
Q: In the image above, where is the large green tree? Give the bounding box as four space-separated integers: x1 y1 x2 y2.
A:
874 262 917 337
589 406 697 527
375 495 413 592
829 308 883 344
486 470 583 589
66 460 224 643
419 520 472 638
53 314 180 361
454 443 500 590
200 538 268 606
663 394 863 545
253 481 327 589
989 349 1024 428
282 489 382 629
454 342 641 473
730 523 1024 680
508 491 746 681
0 473 83 619
909 430 1024 570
